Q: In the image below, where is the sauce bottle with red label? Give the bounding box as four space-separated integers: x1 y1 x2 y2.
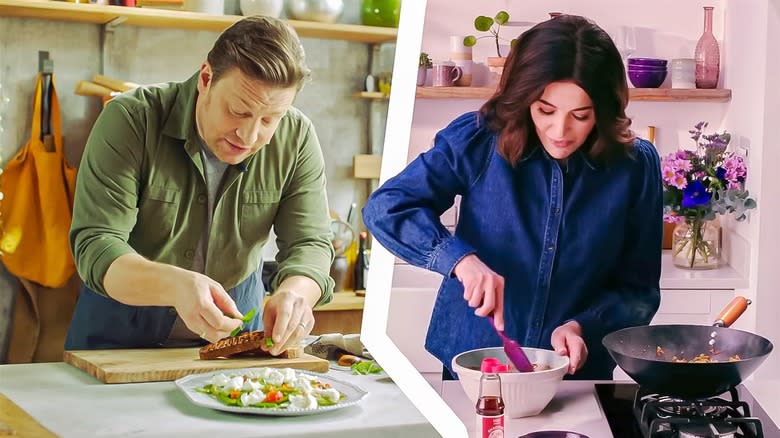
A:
476 359 506 438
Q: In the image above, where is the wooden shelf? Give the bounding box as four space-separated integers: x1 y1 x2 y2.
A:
629 88 731 102
416 86 732 102
0 0 398 43
354 91 389 100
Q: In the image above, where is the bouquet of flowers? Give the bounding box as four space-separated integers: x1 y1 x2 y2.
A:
661 122 757 269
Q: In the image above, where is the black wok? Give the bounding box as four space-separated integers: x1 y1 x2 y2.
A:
603 296 773 399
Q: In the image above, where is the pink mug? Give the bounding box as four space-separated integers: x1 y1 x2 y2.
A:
432 62 463 87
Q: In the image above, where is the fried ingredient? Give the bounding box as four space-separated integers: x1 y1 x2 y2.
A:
656 346 744 363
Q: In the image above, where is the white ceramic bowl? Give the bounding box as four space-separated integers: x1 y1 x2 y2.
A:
452 347 569 418
240 0 284 18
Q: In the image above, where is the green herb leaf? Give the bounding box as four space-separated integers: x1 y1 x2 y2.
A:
351 360 383 375
265 337 274 348
228 307 258 337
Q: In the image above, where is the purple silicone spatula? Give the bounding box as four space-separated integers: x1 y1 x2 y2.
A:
488 315 534 372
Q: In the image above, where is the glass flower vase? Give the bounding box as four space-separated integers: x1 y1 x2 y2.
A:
694 6 720 89
672 218 722 270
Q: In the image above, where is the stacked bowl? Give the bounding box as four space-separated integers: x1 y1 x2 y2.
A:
627 58 667 88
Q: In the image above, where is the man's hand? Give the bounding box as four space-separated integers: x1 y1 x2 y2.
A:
103 253 242 343
172 271 243 343
550 320 588 375
453 254 505 330
261 275 321 356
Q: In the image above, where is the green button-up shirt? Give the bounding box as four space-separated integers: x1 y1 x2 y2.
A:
70 73 334 306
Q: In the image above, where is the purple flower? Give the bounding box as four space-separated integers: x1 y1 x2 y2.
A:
681 180 711 208
663 213 684 224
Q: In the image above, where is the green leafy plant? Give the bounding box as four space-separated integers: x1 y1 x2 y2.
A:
419 52 432 69
464 11 517 57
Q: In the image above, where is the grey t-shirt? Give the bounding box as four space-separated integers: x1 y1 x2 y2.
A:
165 139 229 345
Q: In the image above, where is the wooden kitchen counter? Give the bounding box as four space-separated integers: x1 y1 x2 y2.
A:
265 291 365 335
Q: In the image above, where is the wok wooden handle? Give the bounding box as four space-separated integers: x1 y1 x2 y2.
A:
714 296 751 327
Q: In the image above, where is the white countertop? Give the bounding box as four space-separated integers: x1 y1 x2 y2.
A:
0 363 437 438
659 250 746 289
426 373 780 438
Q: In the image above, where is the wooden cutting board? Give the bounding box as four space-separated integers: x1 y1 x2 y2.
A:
0 392 56 437
64 347 329 384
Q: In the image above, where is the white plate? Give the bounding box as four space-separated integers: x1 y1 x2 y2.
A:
175 367 368 416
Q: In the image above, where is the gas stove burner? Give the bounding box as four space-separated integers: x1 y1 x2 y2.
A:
595 384 778 438
677 422 738 438
648 395 729 419
633 386 765 438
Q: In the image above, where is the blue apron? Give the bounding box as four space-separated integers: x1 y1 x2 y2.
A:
64 269 264 350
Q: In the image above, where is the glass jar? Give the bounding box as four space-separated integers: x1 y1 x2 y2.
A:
671 218 722 270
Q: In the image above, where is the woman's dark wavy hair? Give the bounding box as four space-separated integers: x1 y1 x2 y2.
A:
480 14 635 166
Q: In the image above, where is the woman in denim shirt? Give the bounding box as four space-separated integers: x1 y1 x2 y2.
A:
363 15 663 380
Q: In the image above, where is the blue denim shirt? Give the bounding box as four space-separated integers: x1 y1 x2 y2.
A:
363 112 662 379
64 268 264 350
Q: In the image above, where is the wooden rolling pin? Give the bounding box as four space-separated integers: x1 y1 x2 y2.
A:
91 74 140 93
74 80 119 98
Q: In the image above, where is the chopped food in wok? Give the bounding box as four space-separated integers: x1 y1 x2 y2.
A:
656 346 743 363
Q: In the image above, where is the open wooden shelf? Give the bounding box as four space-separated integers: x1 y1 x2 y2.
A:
0 0 398 43
416 86 732 102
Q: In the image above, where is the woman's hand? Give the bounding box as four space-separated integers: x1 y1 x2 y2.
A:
172 272 244 343
551 320 588 375
261 289 315 356
453 254 505 330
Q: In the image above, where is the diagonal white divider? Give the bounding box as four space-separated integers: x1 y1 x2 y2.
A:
361 1 468 437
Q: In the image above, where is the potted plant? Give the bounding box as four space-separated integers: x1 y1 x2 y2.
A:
662 122 757 270
418 52 433 86
463 10 517 78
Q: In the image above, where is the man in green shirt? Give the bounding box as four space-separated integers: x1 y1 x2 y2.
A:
65 16 335 356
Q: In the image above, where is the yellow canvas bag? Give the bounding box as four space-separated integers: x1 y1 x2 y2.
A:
0 73 77 288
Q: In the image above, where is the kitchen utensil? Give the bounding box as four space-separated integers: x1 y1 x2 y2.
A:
175 368 368 416
488 315 534 372
603 296 773 399
330 218 354 256
452 347 569 418
64 347 329 384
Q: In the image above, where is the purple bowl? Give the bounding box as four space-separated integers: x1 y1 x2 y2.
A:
628 65 667 72
628 69 667 88
628 57 668 67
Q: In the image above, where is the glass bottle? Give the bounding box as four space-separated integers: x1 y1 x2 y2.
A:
476 362 505 438
694 6 720 89
353 232 368 291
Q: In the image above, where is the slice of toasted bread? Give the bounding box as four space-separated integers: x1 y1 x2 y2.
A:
198 330 303 360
